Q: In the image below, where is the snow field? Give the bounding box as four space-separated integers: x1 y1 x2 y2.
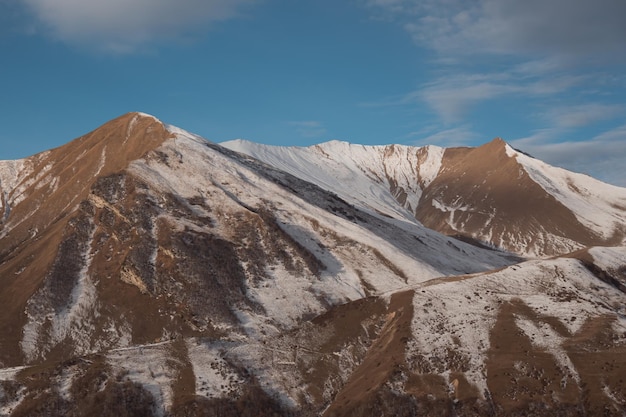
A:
185 339 245 399
407 254 626 399
107 343 176 417
222 139 445 223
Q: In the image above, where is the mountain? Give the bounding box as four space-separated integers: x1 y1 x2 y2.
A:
223 138 626 258
0 113 625 417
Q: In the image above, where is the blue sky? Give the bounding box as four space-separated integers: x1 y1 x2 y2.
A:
1 0 625 186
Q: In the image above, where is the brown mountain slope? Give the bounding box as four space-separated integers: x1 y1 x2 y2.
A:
416 138 598 256
0 113 172 366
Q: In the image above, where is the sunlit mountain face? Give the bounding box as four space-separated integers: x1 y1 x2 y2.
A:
1 113 625 417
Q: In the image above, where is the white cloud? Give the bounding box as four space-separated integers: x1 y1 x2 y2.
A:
364 0 626 122
358 90 421 108
591 124 626 143
371 0 626 63
362 67 592 123
21 0 255 52
510 128 565 148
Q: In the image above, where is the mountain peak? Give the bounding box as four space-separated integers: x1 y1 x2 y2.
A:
61 112 172 166
130 111 161 122
0 112 175 255
476 136 509 154
2 114 626 416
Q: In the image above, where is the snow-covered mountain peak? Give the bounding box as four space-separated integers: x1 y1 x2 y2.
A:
1 113 626 416
0 112 518 368
224 135 626 257
132 111 161 122
222 138 441 222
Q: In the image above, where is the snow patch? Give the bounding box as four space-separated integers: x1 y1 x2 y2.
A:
107 343 174 417
221 139 428 222
245 264 326 330
514 316 580 384
588 246 626 272
407 255 626 398
186 339 245 399
0 366 27 416
504 143 518 158
418 145 445 187
135 112 161 123
21 225 100 362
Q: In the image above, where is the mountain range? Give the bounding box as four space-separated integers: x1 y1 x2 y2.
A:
0 112 625 416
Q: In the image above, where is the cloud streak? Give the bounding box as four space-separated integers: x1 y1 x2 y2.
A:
545 103 625 128
409 125 480 147
368 72 588 123
370 0 626 63
21 0 255 52
511 125 626 187
365 0 626 121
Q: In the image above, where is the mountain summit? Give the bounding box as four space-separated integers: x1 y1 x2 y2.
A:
1 113 625 417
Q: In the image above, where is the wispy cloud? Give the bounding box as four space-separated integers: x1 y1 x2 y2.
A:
420 76 519 123
360 74 519 121
373 72 587 124
288 121 327 138
544 103 625 128
20 0 255 52
359 91 421 108
364 0 626 118
408 125 480 148
510 125 626 187
369 0 626 64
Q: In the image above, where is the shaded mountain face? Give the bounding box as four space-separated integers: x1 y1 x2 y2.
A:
224 138 626 257
1 113 625 417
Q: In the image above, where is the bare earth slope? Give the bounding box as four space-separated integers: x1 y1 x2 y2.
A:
0 113 173 365
1 114 625 416
223 138 626 257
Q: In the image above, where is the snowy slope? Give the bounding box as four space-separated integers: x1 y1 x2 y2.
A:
3 246 626 416
508 145 626 242
320 245 626 416
224 138 626 258
0 155 47 227
137 126 515 316
223 139 444 223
